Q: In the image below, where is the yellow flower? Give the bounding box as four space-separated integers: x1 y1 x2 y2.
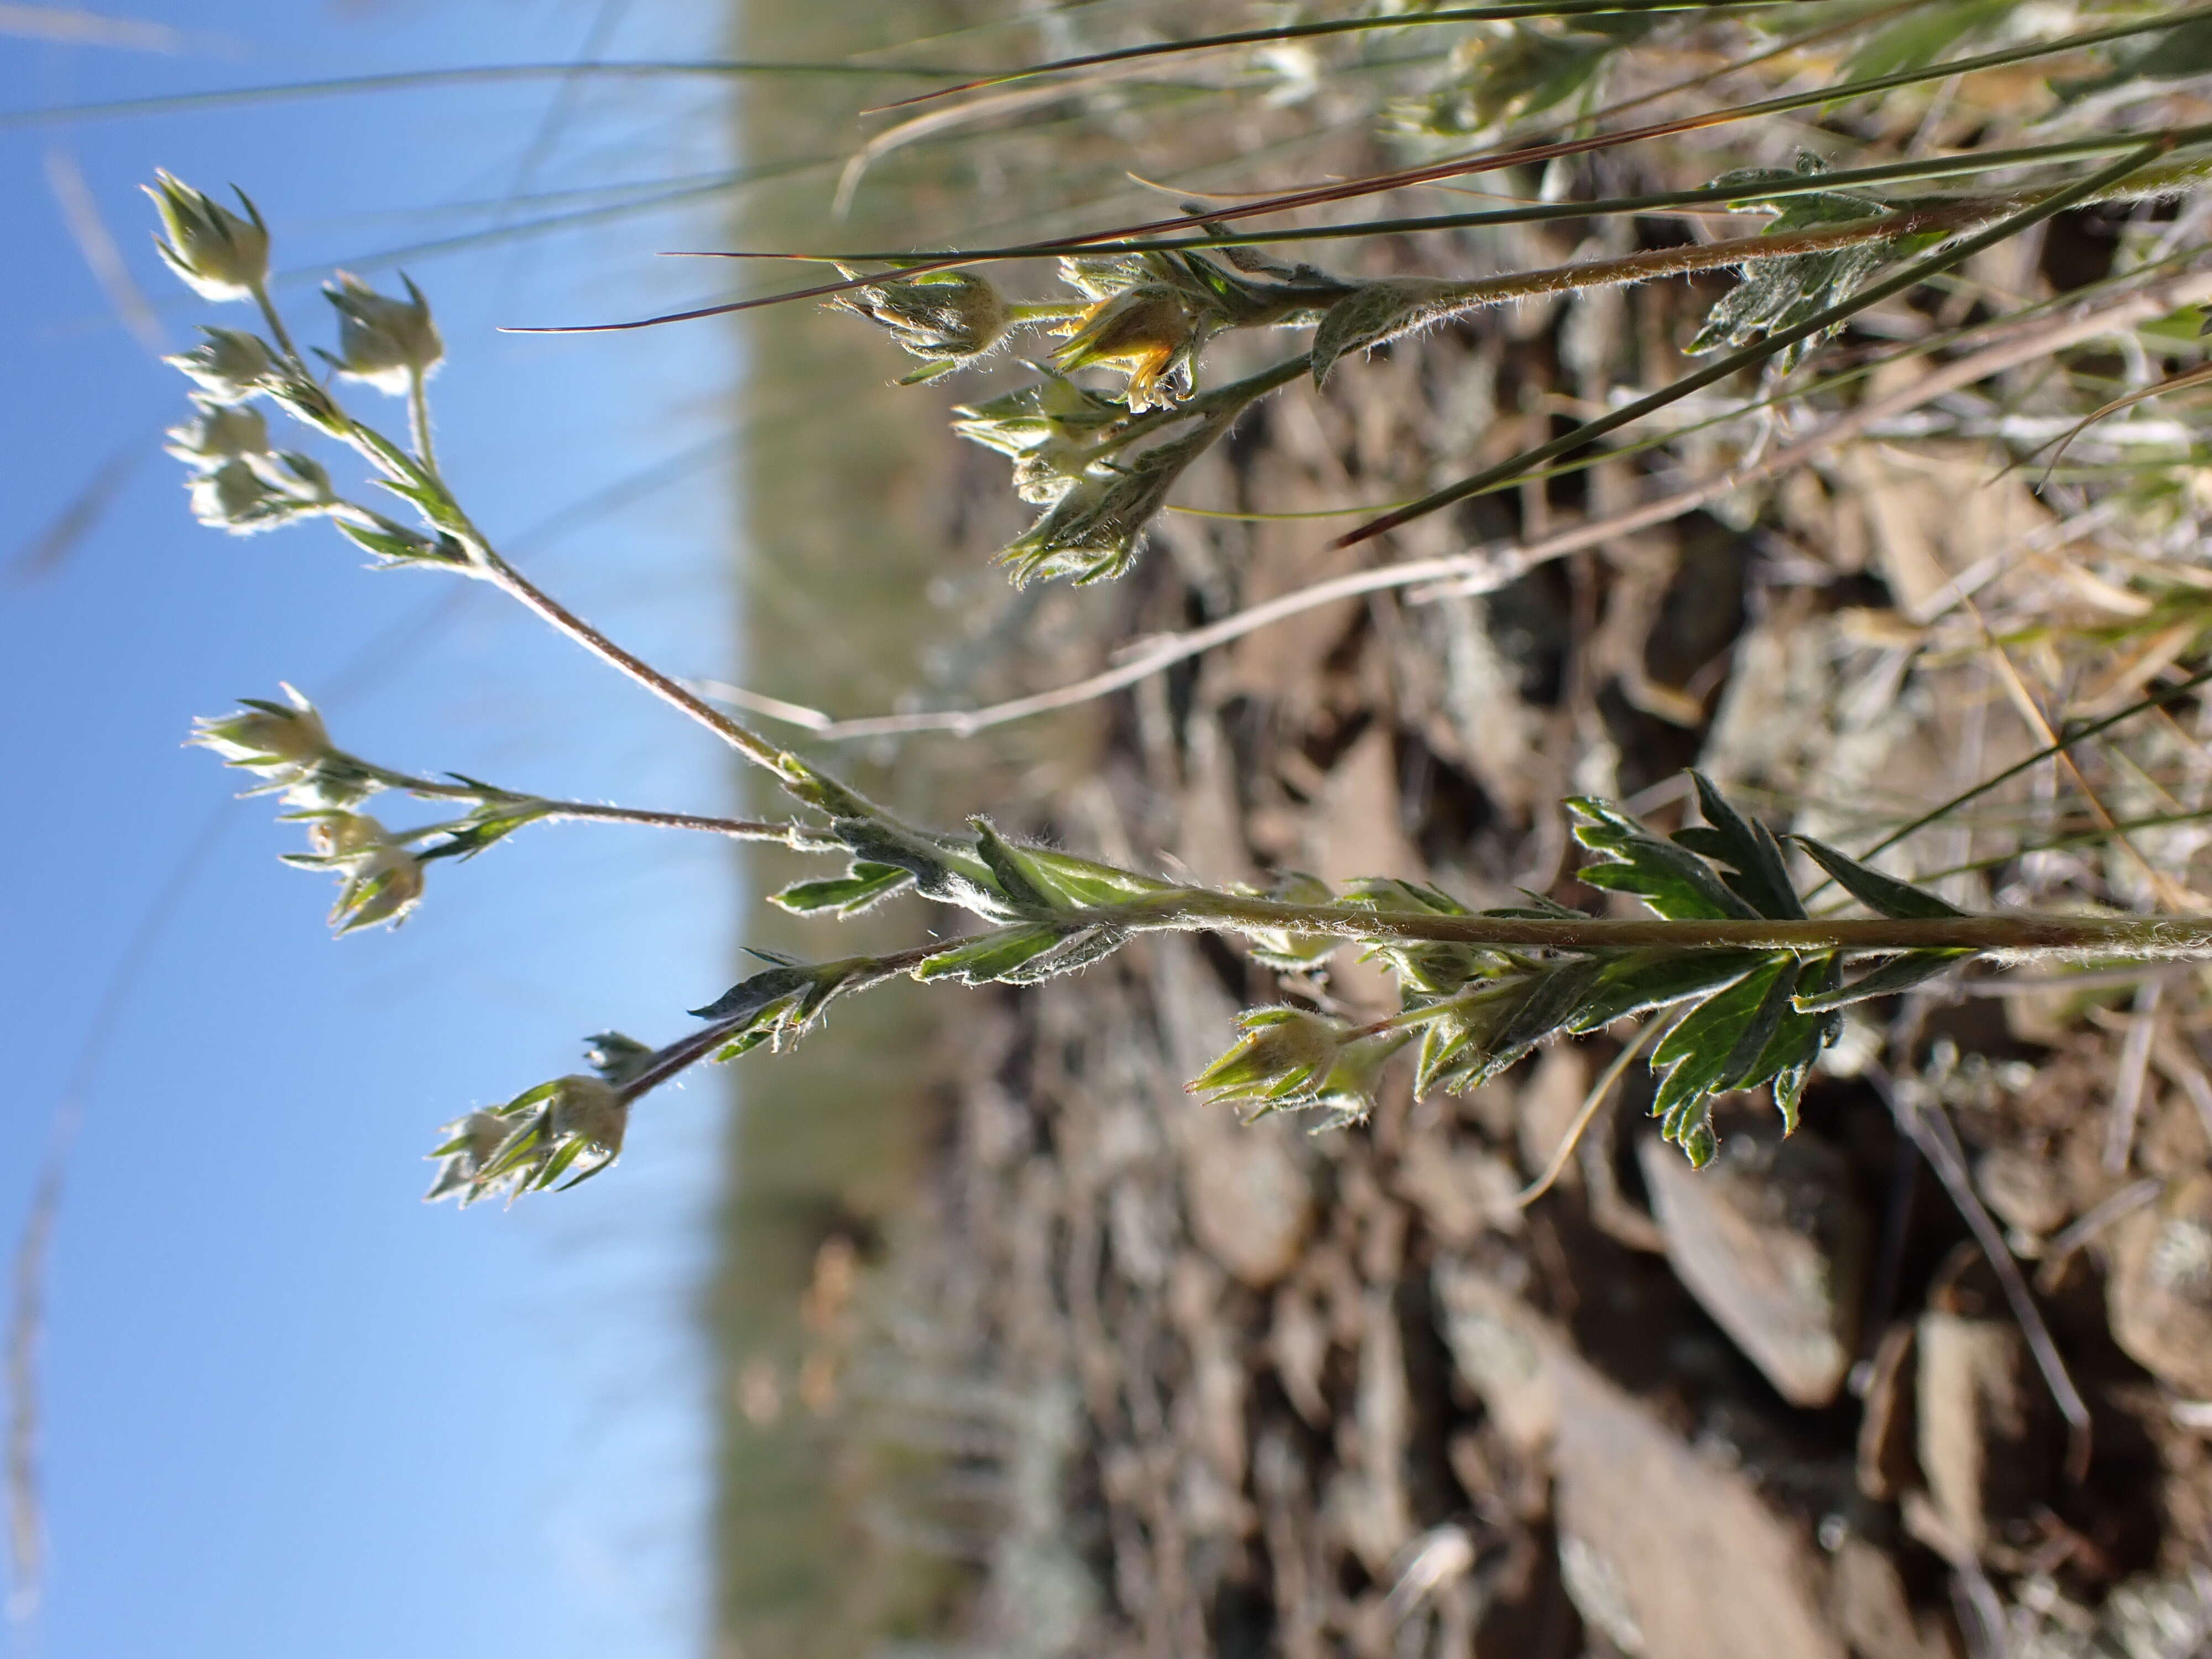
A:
1053 285 1206 411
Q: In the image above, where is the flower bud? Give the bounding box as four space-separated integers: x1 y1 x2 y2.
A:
165 401 270 471
197 690 383 814
954 371 1127 503
190 684 338 792
144 170 269 301
328 841 426 934
997 432 1197 586
165 327 275 403
832 269 1008 377
549 1073 629 1160
584 1032 655 1088
299 810 389 861
321 272 442 393
1188 1007 1348 1109
187 458 278 533
277 810 425 932
424 1109 512 1205
1053 285 1207 411
250 450 336 505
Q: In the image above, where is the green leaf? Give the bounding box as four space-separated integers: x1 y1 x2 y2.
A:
1841 0 2011 86
1310 278 1457 388
769 861 914 919
832 815 1011 918
1794 948 1973 1011
913 925 1069 984
1566 947 1767 1031
969 818 1168 910
1793 836 1963 919
1485 957 1603 1074
688 963 817 1024
1757 959 1843 1135
1677 771 1804 920
1688 156 1940 373
2060 17 2212 98
1648 956 1795 1156
332 517 429 563
993 924 1128 984
1569 798 1758 921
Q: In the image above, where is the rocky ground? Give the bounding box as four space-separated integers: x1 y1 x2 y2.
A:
791 235 2212 1659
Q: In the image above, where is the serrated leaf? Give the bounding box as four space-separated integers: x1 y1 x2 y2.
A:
1714 958 1807 1091
1687 159 1938 373
1678 771 1804 919
1566 947 1767 1031
1794 948 1973 1011
770 861 914 918
1760 959 1843 1134
1570 797 1758 921
1648 956 1796 1152
1793 837 1963 919
1485 957 1603 1073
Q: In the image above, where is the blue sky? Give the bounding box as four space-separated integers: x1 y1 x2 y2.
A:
1 3 754 1655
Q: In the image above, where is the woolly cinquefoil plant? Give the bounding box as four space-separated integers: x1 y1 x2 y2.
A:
156 175 2212 1206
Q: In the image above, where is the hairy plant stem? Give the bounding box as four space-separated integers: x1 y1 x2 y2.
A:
1083 889 2212 957
615 942 941 1103
474 547 794 774
407 367 437 478
250 282 300 363
1368 197 2018 319
384 795 839 848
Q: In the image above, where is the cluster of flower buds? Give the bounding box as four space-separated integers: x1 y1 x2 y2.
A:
144 170 269 302
189 685 383 807
1187 1006 1408 1129
321 272 443 393
162 342 338 533
425 1067 633 1207
281 810 427 934
831 268 1010 384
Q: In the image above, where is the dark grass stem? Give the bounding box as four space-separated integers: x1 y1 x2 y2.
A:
867 0 1792 114
519 7 2212 333
1334 141 2169 546
707 128 2212 268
